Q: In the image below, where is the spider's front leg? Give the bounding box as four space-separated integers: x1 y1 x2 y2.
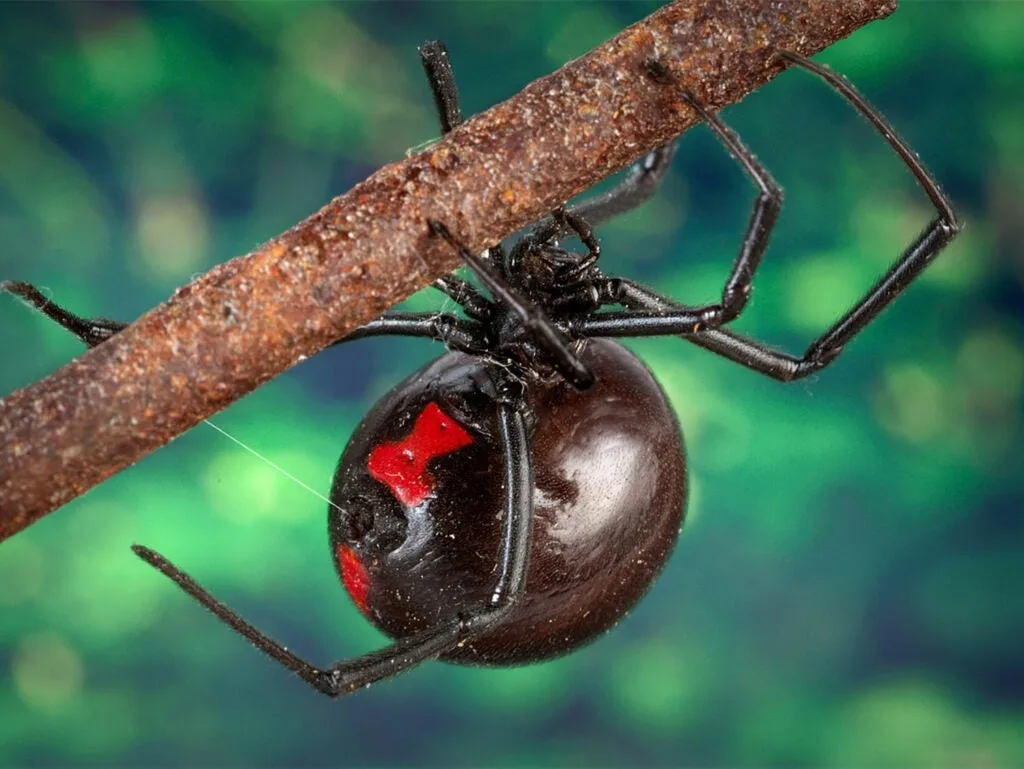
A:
2 281 127 348
133 398 534 697
3 278 489 355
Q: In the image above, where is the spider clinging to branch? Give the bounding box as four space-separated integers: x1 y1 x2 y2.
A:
2 36 958 697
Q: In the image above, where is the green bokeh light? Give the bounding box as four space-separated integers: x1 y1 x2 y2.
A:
0 2 1021 766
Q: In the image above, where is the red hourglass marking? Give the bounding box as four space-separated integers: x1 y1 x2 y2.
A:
367 401 474 507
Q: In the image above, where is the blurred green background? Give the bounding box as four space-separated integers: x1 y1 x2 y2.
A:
0 1 1021 767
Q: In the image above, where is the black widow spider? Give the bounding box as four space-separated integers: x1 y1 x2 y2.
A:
3 42 960 697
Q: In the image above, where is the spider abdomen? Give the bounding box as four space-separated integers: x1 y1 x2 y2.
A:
328 339 686 665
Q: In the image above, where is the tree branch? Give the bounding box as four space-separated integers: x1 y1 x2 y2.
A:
0 0 896 541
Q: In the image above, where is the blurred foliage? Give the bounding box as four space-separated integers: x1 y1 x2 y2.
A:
0 1 1022 767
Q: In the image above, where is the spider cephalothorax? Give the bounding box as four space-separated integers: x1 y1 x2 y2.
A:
3 41 959 697
429 207 610 384
507 210 603 306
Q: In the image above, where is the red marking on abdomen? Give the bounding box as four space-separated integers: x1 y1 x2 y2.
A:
338 545 370 615
368 401 473 507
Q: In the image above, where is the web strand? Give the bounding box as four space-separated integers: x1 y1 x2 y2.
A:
202 419 344 514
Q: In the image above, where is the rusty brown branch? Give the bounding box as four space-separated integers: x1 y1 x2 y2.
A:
0 0 896 541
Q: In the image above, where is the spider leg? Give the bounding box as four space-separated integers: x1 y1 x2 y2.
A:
525 144 678 247
4 280 488 356
776 50 959 227
2 280 126 348
132 399 533 698
685 215 956 381
421 38 659 290
515 76 676 257
418 40 461 135
419 42 675 262
336 311 489 354
569 277 708 337
418 40 505 288
687 51 961 381
553 208 600 262
531 59 779 311
431 275 493 322
579 53 961 381
645 60 782 327
428 219 595 390
570 142 678 228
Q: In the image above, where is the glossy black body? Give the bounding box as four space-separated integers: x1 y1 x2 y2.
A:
329 340 684 665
